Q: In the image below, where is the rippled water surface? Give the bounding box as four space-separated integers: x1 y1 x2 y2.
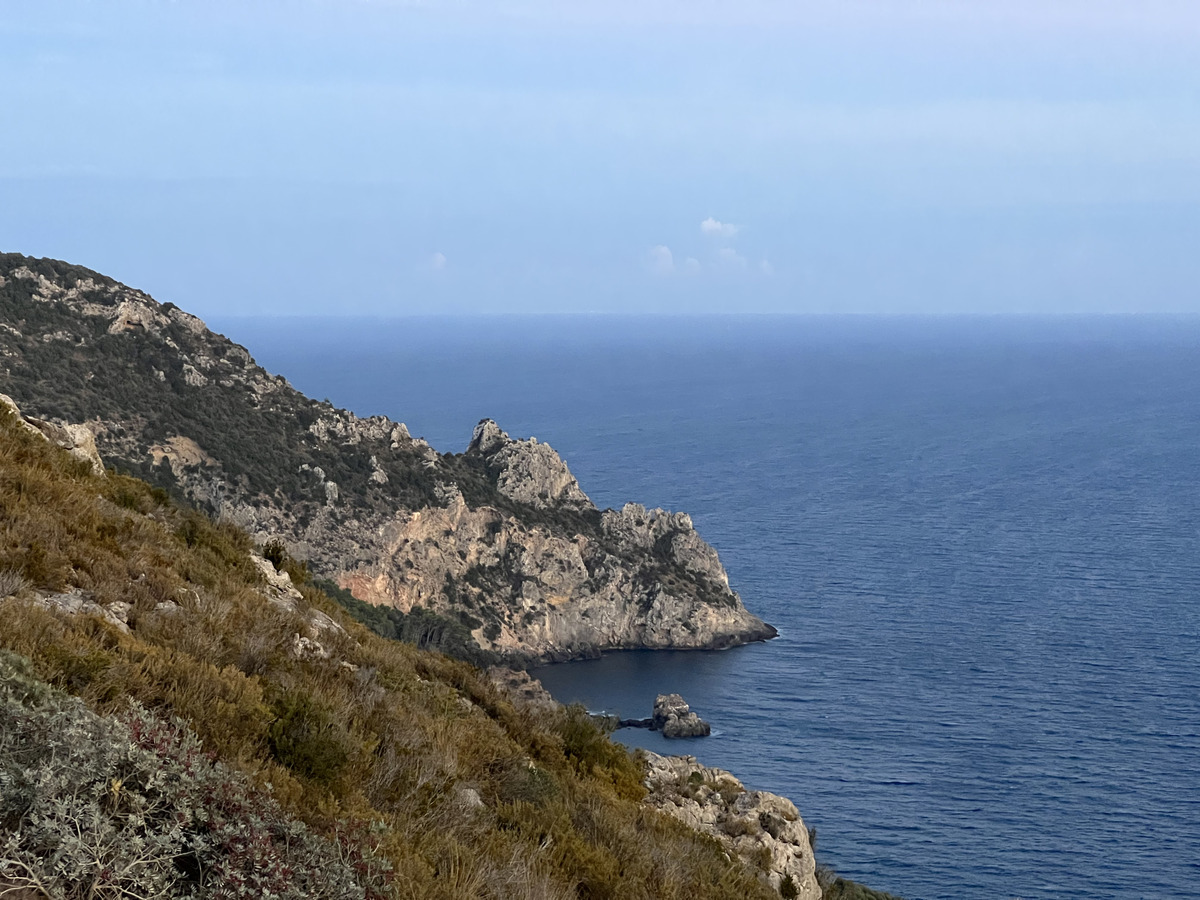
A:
220 315 1200 899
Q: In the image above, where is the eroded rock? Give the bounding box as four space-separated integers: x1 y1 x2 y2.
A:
468 419 593 510
1 393 105 475
488 667 558 714
29 589 131 634
652 693 711 738
643 752 820 900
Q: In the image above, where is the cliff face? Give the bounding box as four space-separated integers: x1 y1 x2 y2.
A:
0 253 776 661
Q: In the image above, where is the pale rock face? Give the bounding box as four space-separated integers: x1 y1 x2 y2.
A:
643 752 820 900
389 423 411 447
149 435 217 475
487 667 558 714
369 455 388 484
167 306 207 334
54 424 105 475
338 495 774 660
602 503 730 588
308 410 404 446
107 299 170 335
0 394 105 476
291 632 331 660
468 419 593 510
30 589 131 634
182 363 208 387
249 553 345 656
0 394 47 440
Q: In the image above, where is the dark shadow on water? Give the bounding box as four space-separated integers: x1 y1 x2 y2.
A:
530 643 770 754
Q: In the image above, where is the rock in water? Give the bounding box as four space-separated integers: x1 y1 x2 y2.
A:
652 693 711 738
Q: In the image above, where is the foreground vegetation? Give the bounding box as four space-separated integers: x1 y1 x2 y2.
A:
0 401 786 898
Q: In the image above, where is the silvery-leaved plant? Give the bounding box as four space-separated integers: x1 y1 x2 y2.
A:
0 650 391 899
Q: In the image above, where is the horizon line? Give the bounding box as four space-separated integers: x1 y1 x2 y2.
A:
208 310 1200 320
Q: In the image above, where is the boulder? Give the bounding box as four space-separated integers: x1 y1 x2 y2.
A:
652 693 711 738
0 393 105 475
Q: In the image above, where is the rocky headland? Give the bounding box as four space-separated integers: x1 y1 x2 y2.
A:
0 253 776 663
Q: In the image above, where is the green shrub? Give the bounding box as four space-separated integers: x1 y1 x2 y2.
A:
262 538 288 571
267 691 351 786
553 704 646 801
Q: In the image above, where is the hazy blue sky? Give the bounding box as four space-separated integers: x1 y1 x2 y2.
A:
2 0 1198 315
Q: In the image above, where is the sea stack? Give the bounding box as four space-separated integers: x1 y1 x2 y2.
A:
652 693 712 738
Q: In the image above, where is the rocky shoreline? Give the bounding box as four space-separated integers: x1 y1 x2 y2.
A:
491 669 820 899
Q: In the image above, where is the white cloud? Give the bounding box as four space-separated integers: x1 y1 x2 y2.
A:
430 251 447 270
701 217 739 239
759 259 774 276
649 244 675 274
684 257 701 273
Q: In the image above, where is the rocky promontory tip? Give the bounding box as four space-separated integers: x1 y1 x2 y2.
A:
468 418 594 510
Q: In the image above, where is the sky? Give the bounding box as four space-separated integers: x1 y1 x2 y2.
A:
2 0 1199 316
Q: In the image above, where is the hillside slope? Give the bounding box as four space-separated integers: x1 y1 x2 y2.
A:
0 253 775 662
0 392 809 899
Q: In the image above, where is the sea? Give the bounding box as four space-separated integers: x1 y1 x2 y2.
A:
214 314 1200 900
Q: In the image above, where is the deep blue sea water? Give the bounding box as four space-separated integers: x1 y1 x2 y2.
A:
214 315 1200 900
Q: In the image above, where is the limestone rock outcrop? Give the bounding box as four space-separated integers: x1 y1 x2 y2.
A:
652 693 711 738
249 553 346 659
643 752 820 900
28 419 104 476
602 502 732 588
1 393 104 475
337 494 776 661
487 667 558 714
468 419 593 510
